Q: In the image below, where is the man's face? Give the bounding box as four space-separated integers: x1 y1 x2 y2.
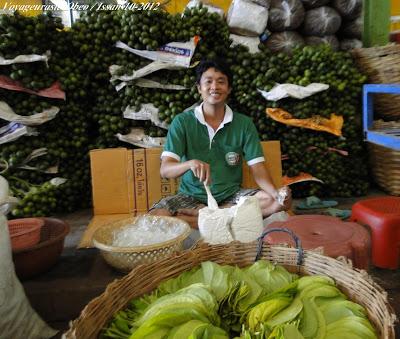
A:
197 67 231 106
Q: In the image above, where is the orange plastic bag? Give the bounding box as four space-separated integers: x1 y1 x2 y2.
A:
282 172 323 186
266 108 343 136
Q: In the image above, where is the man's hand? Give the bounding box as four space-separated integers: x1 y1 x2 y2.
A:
189 159 211 184
278 186 292 211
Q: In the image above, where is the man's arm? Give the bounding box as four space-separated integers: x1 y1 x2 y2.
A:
161 156 211 184
249 162 292 211
249 162 278 198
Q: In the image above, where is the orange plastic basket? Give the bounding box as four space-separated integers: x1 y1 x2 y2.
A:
8 218 44 251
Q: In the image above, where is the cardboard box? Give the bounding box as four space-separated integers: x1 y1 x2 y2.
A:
146 148 179 208
133 149 148 213
89 148 135 215
242 140 282 189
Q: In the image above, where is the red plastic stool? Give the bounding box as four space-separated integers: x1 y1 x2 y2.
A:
351 196 400 269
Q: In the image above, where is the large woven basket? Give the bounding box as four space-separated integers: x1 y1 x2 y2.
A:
352 45 400 120
64 233 397 339
92 216 191 272
368 141 400 196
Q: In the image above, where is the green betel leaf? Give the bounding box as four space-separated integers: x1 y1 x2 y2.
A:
282 323 305 339
157 267 204 295
297 276 335 291
244 261 298 297
166 320 208 339
320 299 368 324
266 296 303 328
129 325 169 339
201 261 233 302
299 283 343 300
131 309 209 339
268 323 304 339
247 297 292 332
299 298 326 339
201 324 230 339
136 283 219 327
325 317 377 339
232 267 263 313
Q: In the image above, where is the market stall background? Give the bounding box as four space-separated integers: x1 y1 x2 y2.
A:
0 0 395 219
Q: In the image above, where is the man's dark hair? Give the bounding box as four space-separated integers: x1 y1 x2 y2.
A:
195 59 233 86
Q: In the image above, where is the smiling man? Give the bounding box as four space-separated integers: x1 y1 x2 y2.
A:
149 59 291 228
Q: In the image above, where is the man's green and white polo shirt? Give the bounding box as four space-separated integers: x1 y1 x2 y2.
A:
162 104 265 203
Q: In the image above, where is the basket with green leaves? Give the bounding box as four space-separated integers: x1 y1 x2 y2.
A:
64 229 396 338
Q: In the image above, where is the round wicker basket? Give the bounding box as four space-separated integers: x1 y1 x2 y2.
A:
92 216 191 272
368 141 400 196
64 236 397 339
352 45 400 120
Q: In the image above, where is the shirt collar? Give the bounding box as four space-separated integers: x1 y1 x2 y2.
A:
194 103 233 128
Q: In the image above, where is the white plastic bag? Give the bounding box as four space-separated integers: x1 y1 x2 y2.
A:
227 0 269 36
0 101 59 126
115 37 198 67
230 34 261 54
0 175 57 339
0 51 50 66
198 190 263 244
230 196 263 243
0 122 38 145
110 62 183 90
111 37 199 89
198 207 235 245
110 67 188 92
198 184 234 245
123 104 170 130
116 128 166 148
258 83 329 101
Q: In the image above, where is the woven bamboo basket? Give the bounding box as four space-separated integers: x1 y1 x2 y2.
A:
64 230 397 339
92 216 191 272
352 45 400 120
368 142 400 196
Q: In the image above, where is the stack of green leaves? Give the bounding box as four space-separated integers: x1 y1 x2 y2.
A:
101 260 377 338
